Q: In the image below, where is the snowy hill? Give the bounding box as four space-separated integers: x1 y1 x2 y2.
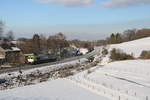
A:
110 37 150 57
69 60 150 100
97 37 150 65
0 79 109 100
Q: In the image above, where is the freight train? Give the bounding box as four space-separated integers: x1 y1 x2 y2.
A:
26 53 58 64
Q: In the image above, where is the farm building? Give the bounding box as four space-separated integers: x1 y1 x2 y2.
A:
0 46 25 66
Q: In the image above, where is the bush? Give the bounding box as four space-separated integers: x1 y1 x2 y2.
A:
102 47 108 56
140 50 150 59
87 56 94 62
87 70 92 74
110 48 134 61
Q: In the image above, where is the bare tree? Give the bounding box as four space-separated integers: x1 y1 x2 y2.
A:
17 38 33 54
32 34 40 54
47 35 58 52
136 28 150 39
123 29 136 41
0 21 4 39
6 30 14 41
56 32 66 40
39 34 48 52
47 33 69 55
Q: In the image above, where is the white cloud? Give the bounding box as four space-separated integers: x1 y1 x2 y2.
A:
37 0 94 7
103 0 150 7
36 0 150 7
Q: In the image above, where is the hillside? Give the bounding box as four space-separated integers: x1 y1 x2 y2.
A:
110 37 150 57
97 37 150 65
69 60 150 100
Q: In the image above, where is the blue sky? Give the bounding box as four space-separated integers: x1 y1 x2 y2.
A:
0 0 150 40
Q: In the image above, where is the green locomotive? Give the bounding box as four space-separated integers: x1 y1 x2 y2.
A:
27 53 58 64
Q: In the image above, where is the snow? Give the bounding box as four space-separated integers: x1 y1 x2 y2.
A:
11 47 21 51
0 79 110 100
1 60 150 100
2 60 148 100
110 37 150 57
0 56 5 59
79 48 88 55
69 60 150 100
94 46 111 65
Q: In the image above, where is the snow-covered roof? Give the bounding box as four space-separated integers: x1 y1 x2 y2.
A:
5 47 21 52
0 56 5 59
70 44 77 49
11 40 17 45
11 47 20 51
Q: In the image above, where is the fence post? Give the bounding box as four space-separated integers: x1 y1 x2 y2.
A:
110 85 112 89
126 90 128 94
119 96 120 100
134 92 136 97
111 93 113 97
104 89 105 94
146 96 148 100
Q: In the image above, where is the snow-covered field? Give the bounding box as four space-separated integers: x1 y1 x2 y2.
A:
1 37 150 100
69 60 150 100
0 78 109 100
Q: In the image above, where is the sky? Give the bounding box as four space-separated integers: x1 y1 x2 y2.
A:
0 0 150 40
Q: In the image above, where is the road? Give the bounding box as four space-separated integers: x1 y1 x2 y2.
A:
0 47 100 74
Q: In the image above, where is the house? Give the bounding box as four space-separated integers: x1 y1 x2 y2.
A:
5 47 20 63
0 46 25 66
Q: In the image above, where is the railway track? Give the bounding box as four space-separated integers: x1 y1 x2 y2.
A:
0 48 99 74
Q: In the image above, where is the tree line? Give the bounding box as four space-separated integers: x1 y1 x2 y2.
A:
17 33 93 54
106 28 150 44
94 28 150 46
17 33 69 54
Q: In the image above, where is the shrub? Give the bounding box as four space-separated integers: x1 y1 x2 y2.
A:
110 48 134 61
87 56 94 62
87 70 92 74
102 47 108 56
140 50 150 59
